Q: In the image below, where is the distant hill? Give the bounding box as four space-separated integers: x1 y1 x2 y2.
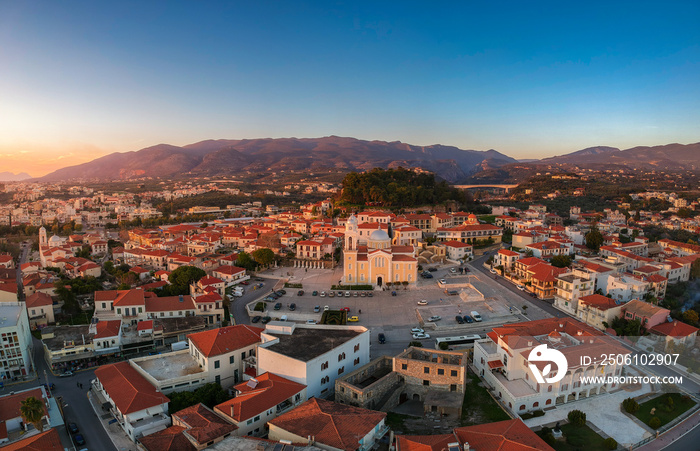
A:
37 136 518 183
0 171 32 182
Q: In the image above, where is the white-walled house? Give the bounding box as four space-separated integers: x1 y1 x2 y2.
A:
256 323 370 399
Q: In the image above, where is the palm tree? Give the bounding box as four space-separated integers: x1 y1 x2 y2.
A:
20 396 45 432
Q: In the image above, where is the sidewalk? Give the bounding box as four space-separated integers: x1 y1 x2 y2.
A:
87 387 138 451
636 409 700 451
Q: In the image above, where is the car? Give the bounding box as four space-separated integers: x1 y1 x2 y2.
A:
455 315 465 324
490 269 497 274
324 305 330 311
348 315 359 322
427 315 441 322
306 319 317 324
464 315 474 323
74 434 85 446
275 290 285 296
391 291 397 296
378 333 386 344
255 278 264 282
530 292 537 298
360 292 367 297
261 316 271 324
344 291 350 297
297 290 304 296
340 307 350 312
353 291 359 297
240 281 249 285
328 291 336 297
450 268 457 274
312 291 318 296
517 285 525 291
410 328 424 334
251 316 261 323
42 382 56 391
279 289 287 295
417 300 428 306
59 371 73 377
427 267 437 272
422 273 433 279
289 303 296 311
471 311 482 322
367 292 373 297
314 305 321 313
337 291 344 297
320 291 326 297
438 279 447 285
264 296 276 302
269 293 280 299
412 332 430 340
68 423 79 434
274 303 282 310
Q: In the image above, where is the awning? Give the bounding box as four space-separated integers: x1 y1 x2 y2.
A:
488 360 504 369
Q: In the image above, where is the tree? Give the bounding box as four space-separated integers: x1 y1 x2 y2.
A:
567 409 586 427
623 397 640 413
20 396 45 432
691 259 700 280
236 252 258 271
683 310 699 326
604 438 618 450
252 248 275 267
585 225 604 251
550 255 572 268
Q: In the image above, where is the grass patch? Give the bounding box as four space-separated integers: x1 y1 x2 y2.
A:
385 412 417 431
284 282 302 288
634 393 696 428
461 371 510 426
538 423 611 451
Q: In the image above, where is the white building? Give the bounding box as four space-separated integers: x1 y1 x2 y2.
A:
256 323 370 399
0 303 33 380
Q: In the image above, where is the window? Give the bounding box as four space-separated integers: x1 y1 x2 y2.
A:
215 375 220 384
117 308 121 315
102 302 106 309
450 384 457 392
354 344 360 352
247 419 253 425
424 367 430 374
402 364 408 370
451 370 457 377
354 357 360 365
437 368 444 375
533 402 539 408
254 416 260 422
519 405 526 411
338 367 344 375
423 380 430 386
548 385 552 392
230 356 234 364
215 360 220 369
138 307 142 313
242 352 246 361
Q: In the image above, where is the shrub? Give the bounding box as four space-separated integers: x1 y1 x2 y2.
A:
623 397 640 413
649 417 661 429
533 409 545 417
567 409 586 427
408 341 424 348
666 396 674 407
438 342 449 350
604 437 618 450
254 302 265 312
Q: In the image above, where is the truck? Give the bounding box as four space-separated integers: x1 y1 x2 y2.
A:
171 341 189 351
470 311 482 322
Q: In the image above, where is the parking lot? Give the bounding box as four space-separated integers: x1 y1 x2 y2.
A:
246 259 555 358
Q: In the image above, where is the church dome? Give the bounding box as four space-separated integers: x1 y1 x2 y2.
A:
369 229 390 242
49 235 61 245
347 215 358 226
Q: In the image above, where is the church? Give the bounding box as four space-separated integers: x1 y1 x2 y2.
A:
343 215 418 287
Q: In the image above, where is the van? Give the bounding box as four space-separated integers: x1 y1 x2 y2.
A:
280 315 288 321
471 311 482 322
171 341 189 351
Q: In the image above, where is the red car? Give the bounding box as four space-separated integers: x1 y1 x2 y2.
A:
240 281 249 285
341 307 350 312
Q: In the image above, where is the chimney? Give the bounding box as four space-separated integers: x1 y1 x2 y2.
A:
463 443 470 451
179 295 184 302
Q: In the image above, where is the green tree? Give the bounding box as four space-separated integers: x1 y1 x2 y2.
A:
20 396 45 432
236 252 258 271
623 397 640 413
550 255 572 268
567 409 586 427
585 225 604 251
252 248 275 267
168 266 206 291
683 309 699 325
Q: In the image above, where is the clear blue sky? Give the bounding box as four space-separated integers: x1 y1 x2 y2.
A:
1 0 699 175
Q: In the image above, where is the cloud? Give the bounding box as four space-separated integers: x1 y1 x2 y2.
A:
56 153 75 160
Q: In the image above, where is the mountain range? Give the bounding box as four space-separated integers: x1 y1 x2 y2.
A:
0 171 32 182
35 138 700 183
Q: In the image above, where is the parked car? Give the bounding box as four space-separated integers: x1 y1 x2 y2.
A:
455 315 464 324
427 315 441 322
378 333 386 344
312 290 318 296
289 303 296 311
328 291 336 297
74 434 85 446
59 371 73 377
517 285 525 291
353 291 359 297
251 316 261 323
68 423 79 434
391 291 397 296
450 268 457 274
438 279 447 285
320 291 326 297
278 289 287 295
422 273 433 279
261 316 272 324
42 383 56 391
306 319 316 324
348 316 359 322
314 305 321 313
471 311 482 322
255 278 264 282
340 307 350 312
410 328 424 334
427 267 437 272
417 300 428 305
464 315 474 323
297 290 304 296
412 332 431 340
273 303 282 310
360 292 367 297
345 291 351 297
367 292 373 297
240 281 249 285
324 305 330 311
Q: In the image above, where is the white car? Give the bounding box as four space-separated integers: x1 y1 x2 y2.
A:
411 328 425 334
438 279 447 285
324 305 330 311
412 332 431 340
306 319 317 324
427 315 442 322
450 268 457 274
417 300 428 306
517 285 525 291
320 291 326 297
490 269 497 274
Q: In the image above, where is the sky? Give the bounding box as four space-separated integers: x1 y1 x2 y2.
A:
1 1 699 177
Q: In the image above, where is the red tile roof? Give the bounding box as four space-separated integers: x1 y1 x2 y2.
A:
0 388 47 425
396 434 455 451
94 289 145 307
188 325 263 357
0 428 63 451
651 320 699 337
173 403 237 444
579 294 621 311
145 295 195 312
25 292 53 308
268 398 386 451
95 361 169 415
213 265 246 276
138 425 196 451
94 319 122 339
215 372 306 422
453 419 554 450
137 320 154 331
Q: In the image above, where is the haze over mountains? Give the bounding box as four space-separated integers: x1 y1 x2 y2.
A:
0 171 32 182
34 138 700 184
